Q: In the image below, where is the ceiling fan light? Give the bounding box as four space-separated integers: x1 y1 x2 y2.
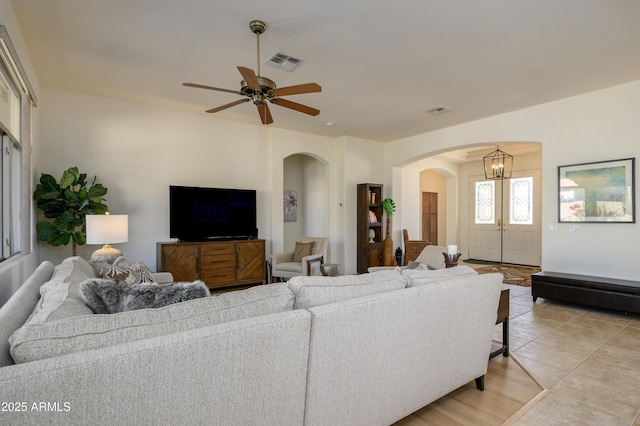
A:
252 93 266 105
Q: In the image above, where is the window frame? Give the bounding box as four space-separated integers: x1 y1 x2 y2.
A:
0 26 36 261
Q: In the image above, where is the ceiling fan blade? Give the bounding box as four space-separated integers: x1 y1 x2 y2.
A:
183 82 244 95
271 98 320 116
272 83 322 97
237 66 262 91
257 103 273 125
206 98 250 113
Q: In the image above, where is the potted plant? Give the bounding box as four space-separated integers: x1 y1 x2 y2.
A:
382 197 396 266
34 167 109 256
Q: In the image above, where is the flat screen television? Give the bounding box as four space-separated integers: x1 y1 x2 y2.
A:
170 185 258 241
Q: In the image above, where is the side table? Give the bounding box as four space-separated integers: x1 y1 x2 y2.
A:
490 288 510 358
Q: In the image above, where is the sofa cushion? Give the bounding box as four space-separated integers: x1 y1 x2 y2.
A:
29 256 96 323
402 265 478 287
9 283 295 363
287 270 407 310
80 279 210 313
90 258 157 284
0 261 55 368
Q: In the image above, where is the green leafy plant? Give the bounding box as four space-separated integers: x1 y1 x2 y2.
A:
382 198 396 217
34 167 109 255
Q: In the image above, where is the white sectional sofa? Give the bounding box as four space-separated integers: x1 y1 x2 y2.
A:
0 256 502 425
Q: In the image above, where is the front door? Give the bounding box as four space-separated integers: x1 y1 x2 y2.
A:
468 170 541 266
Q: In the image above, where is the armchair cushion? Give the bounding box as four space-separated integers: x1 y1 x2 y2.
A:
293 241 315 262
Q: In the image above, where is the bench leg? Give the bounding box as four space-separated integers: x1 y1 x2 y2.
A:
475 375 485 391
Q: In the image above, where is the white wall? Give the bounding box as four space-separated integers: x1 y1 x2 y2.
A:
37 89 348 271
387 81 640 280
283 155 304 248
343 136 385 274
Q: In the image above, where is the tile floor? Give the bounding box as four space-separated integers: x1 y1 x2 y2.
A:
498 284 640 425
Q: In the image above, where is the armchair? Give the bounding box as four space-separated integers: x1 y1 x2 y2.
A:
403 229 431 265
271 237 328 282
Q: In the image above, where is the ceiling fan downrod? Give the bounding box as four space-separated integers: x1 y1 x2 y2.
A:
249 20 266 77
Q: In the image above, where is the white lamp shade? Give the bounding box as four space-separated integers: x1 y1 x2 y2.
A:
86 215 128 244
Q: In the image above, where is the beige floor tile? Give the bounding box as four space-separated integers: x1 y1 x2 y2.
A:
553 369 640 421
606 326 640 353
515 390 628 425
566 315 628 334
580 309 635 325
532 332 602 356
514 340 590 372
578 357 640 388
509 320 557 341
510 303 535 317
550 321 620 345
513 311 568 328
588 344 640 371
532 299 589 314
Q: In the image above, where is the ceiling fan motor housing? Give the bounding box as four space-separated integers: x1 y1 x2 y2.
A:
241 76 277 102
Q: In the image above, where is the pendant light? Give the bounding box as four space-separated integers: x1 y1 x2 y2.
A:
483 147 513 180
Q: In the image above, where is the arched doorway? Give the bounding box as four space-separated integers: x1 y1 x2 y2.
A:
283 153 329 250
394 143 542 266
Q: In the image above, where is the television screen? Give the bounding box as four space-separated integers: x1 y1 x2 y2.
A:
170 186 257 241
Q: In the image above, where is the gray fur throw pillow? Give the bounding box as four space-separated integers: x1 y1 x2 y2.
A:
80 278 210 314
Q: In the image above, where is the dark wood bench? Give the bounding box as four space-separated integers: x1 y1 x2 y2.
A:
532 271 640 315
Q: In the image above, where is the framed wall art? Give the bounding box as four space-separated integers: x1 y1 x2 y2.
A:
283 190 297 222
558 157 635 223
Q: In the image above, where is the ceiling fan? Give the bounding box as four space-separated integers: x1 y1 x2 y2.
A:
183 20 322 125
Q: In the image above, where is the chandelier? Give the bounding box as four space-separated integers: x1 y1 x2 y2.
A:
483 147 513 180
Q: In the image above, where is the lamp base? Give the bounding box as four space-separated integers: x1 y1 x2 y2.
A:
91 244 123 264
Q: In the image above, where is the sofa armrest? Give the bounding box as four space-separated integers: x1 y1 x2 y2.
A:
152 272 174 284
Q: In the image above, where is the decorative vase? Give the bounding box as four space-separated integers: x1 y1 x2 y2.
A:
383 217 394 266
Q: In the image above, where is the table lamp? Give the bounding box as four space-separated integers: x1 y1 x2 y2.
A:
86 214 128 263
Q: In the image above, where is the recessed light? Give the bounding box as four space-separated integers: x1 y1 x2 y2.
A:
325 121 335 127
425 106 448 115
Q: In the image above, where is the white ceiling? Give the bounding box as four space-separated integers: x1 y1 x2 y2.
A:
10 0 640 142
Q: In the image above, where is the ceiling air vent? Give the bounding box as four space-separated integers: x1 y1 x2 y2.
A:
426 106 448 115
265 52 303 72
